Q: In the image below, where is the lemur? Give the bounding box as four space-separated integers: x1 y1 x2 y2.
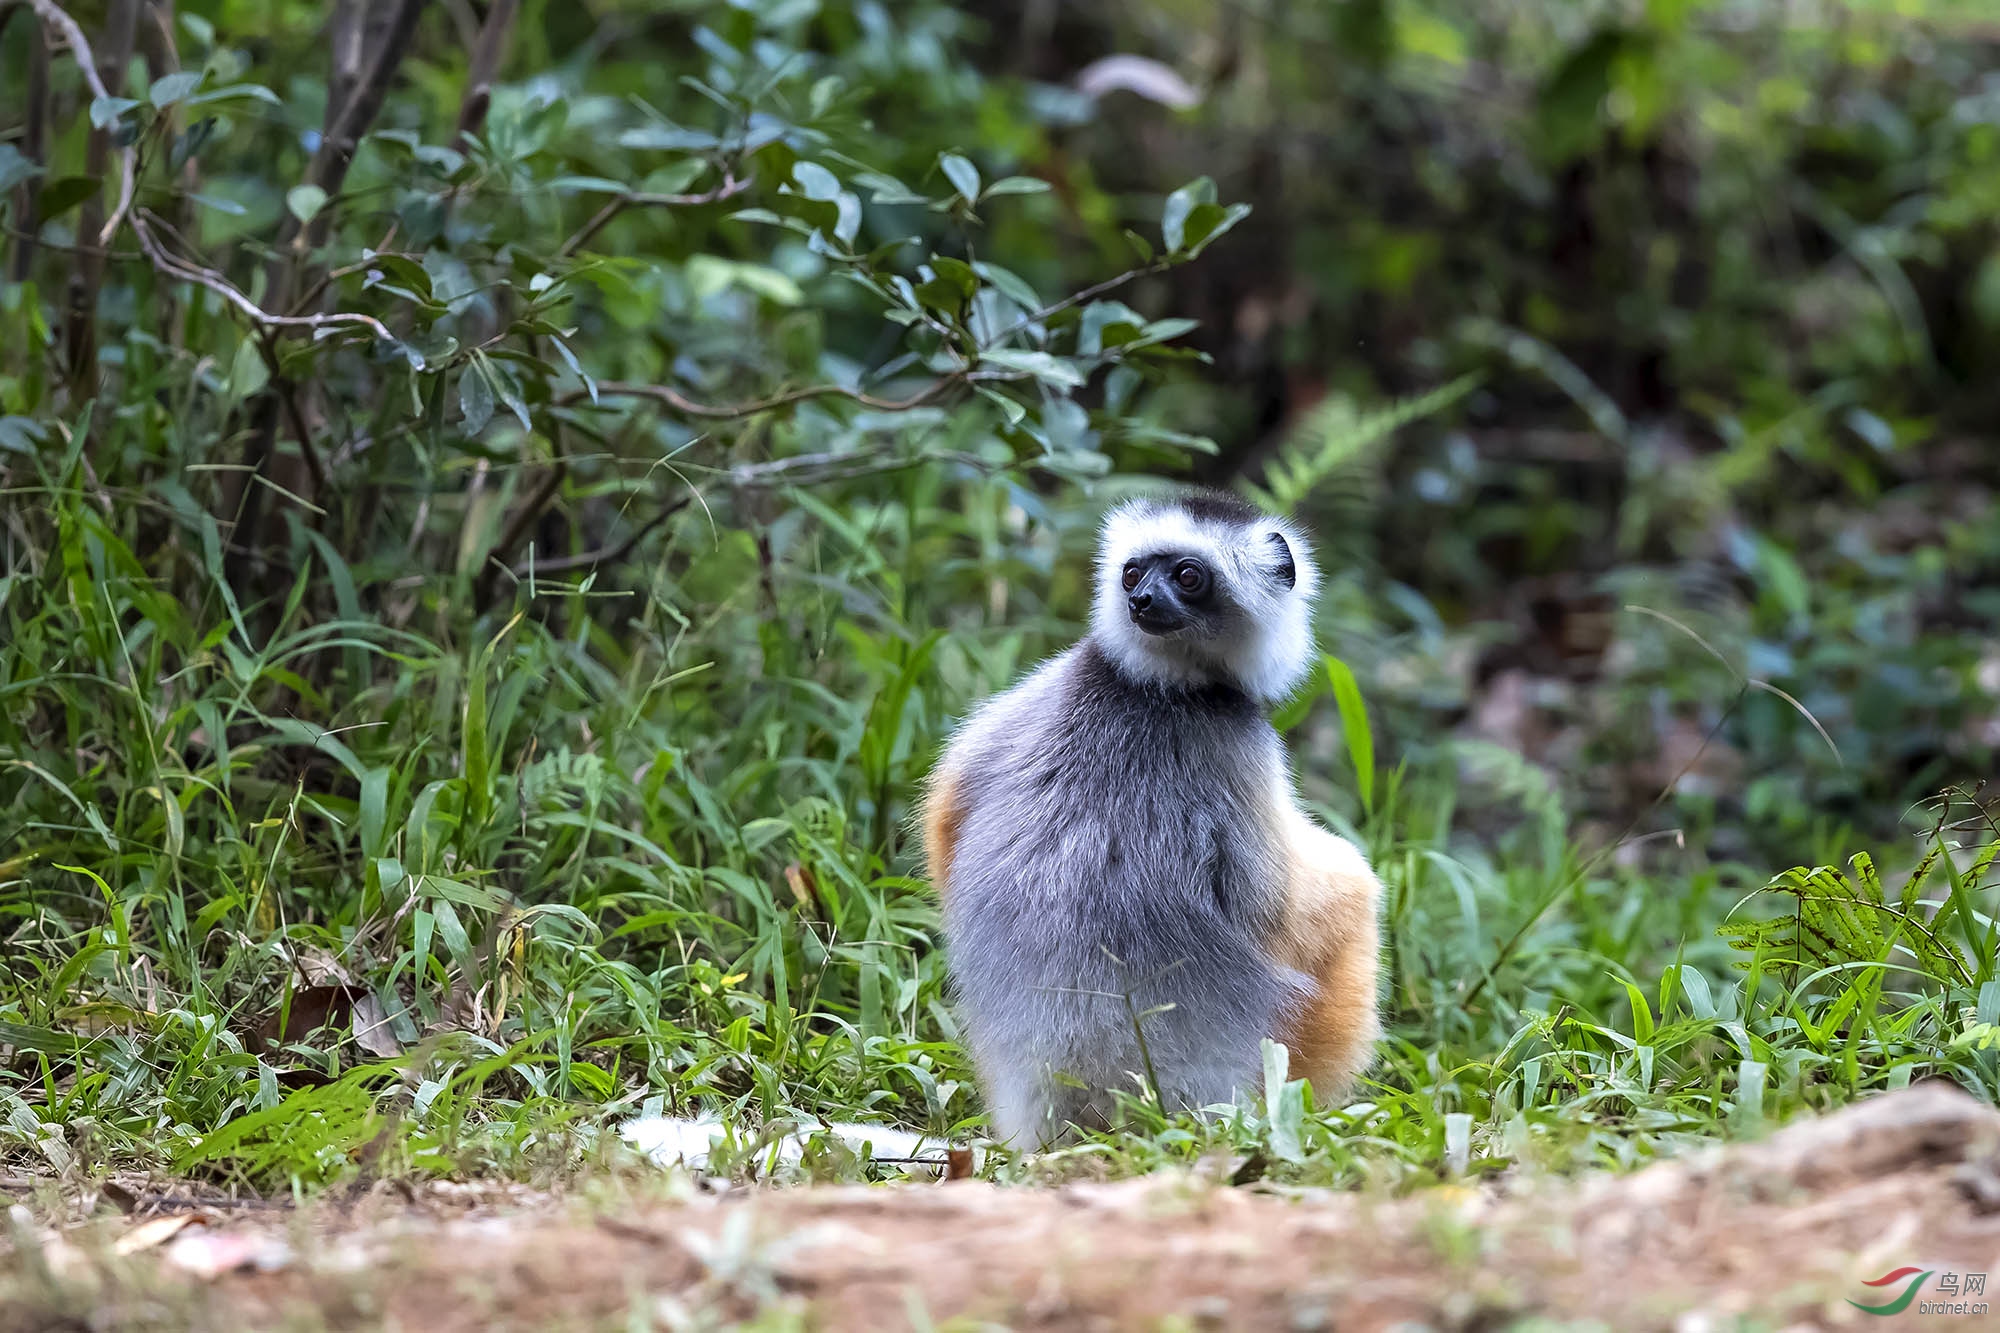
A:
919 490 1383 1148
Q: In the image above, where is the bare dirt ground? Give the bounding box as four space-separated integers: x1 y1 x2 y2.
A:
7 1082 2000 1332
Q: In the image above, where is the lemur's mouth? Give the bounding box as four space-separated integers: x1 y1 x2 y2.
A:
1129 606 1192 636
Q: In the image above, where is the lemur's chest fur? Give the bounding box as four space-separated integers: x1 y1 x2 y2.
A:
953 642 1289 943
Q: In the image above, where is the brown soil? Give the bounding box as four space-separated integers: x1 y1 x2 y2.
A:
8 1083 2000 1332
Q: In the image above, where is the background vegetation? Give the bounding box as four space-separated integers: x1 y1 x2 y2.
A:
2 0 1998 1193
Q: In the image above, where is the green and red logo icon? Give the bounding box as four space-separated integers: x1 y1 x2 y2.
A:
1850 1267 1931 1316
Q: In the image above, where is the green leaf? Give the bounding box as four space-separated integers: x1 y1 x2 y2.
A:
547 175 628 196
90 97 141 130
973 261 1041 311
36 175 102 222
0 416 48 455
686 255 804 306
1161 176 1217 253
148 71 205 107
1178 201 1252 258
286 184 329 224
184 83 282 109
1618 978 1656 1045
432 897 470 959
929 256 979 299
1261 1039 1307 1163
975 385 1027 426
1269 659 1329 734
0 145 43 194
419 875 511 914
982 175 1050 197
226 337 270 401
978 348 1085 388
792 161 843 201
1324 655 1375 816
458 362 495 436
832 192 862 245
363 251 435 301
938 152 981 204
854 170 928 205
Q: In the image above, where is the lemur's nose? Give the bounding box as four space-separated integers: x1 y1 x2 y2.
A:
1128 590 1153 613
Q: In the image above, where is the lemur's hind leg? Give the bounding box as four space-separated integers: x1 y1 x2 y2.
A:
1267 811 1383 1101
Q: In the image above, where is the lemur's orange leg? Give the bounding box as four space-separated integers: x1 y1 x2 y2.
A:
1267 812 1383 1101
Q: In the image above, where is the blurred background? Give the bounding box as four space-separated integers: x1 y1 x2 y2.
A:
948 0 2000 865
5 0 2000 1172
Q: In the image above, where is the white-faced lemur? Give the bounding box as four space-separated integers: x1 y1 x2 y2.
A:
919 490 1383 1148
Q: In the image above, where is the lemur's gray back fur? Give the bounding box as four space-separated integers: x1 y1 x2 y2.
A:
940 492 1320 1146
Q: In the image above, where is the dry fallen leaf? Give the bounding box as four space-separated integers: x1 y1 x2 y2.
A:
352 992 404 1058
113 1212 210 1255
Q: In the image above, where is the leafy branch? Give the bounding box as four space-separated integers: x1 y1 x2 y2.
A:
555 172 755 257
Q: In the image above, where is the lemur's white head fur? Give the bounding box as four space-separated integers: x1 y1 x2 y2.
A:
1091 491 1319 704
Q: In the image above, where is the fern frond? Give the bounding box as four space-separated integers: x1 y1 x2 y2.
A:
1720 850 1975 988
1240 372 1480 516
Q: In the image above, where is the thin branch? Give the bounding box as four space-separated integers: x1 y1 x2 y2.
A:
452 0 519 151
508 442 1000 579
264 0 429 312
8 11 49 281
477 456 566 600
6 5 393 347
556 369 1020 420
7 0 139 250
65 0 138 247
257 331 331 498
721 445 995 491
511 495 693 576
984 257 1174 348
131 209 397 342
285 228 408 317
555 172 754 257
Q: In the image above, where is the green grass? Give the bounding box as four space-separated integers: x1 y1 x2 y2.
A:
3 435 1995 1198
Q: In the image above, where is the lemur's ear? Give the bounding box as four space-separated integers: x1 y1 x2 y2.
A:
1265 531 1296 589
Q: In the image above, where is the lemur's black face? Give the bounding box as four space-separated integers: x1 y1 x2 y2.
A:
1121 552 1219 636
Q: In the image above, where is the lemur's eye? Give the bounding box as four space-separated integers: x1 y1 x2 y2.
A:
1121 562 1142 591
1174 560 1210 596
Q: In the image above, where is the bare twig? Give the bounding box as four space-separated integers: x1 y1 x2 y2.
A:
984 257 1174 348
258 332 332 497
477 455 567 601
51 0 136 394
131 210 397 342
7 10 48 281
80 1 139 242
556 369 1019 420
224 0 428 582
5 2 135 250
721 445 994 491
511 495 693 576
452 0 519 151
267 0 431 309
507 442 998 579
4 4 394 349
555 172 755 257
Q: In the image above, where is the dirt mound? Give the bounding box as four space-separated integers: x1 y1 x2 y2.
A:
8 1083 2000 1331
